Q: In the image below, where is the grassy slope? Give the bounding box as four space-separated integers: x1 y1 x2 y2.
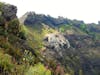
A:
25 63 51 75
21 23 56 51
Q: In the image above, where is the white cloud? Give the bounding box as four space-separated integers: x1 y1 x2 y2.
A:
0 0 100 23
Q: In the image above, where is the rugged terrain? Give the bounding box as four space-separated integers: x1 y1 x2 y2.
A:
20 12 100 75
0 2 100 75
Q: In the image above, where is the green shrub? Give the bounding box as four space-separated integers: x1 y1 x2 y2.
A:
25 63 51 75
23 50 35 65
0 51 14 72
19 31 26 40
79 24 87 32
8 19 20 35
59 24 72 32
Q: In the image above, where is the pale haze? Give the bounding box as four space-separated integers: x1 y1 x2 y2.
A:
0 0 100 23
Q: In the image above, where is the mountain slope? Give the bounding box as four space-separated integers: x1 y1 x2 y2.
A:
20 12 100 75
0 2 52 75
0 2 100 75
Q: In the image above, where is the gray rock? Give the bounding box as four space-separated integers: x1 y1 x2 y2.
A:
44 33 70 49
1 4 17 21
43 33 70 60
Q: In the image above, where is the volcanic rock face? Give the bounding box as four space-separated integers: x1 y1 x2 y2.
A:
43 33 70 60
20 12 69 27
44 33 70 49
1 4 17 21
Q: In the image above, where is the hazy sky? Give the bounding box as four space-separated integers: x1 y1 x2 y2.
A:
0 0 100 23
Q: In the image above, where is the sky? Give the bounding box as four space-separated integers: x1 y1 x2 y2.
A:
0 0 100 23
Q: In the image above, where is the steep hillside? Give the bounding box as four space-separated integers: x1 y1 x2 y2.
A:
0 2 52 75
20 12 100 75
0 2 100 75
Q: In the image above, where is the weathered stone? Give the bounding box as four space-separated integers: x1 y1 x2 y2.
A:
1 4 17 21
44 33 70 49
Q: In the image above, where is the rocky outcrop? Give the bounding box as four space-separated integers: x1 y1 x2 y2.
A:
44 33 70 49
43 33 70 62
20 12 69 27
1 4 17 21
19 12 30 24
0 2 37 58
